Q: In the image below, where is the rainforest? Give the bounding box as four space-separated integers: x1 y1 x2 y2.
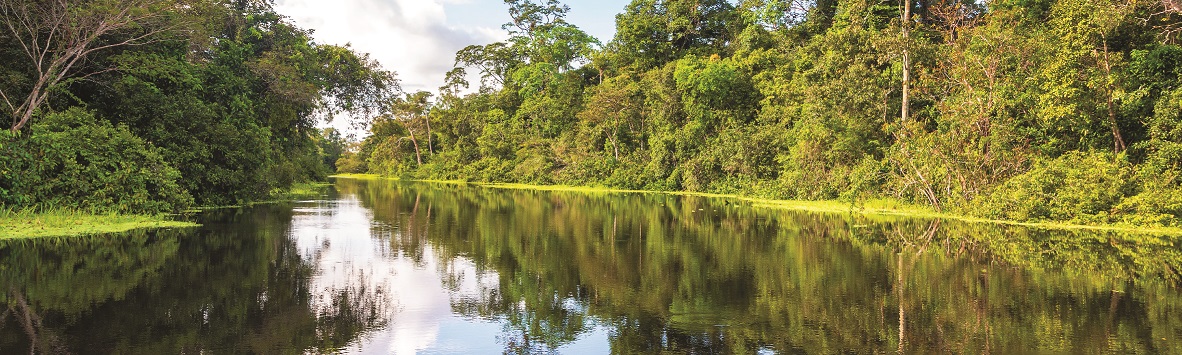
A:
339 0 1182 229
5 1 1182 353
3 0 1182 229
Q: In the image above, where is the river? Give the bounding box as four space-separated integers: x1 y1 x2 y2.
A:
2 178 1181 353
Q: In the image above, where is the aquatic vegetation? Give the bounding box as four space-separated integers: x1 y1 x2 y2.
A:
0 208 196 239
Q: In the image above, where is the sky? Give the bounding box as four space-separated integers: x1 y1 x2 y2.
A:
290 194 614 354
273 0 632 94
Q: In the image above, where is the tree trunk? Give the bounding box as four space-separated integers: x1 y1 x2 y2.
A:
896 252 906 354
1100 38 1126 153
425 115 435 154
407 129 423 166
901 0 912 122
612 115 620 160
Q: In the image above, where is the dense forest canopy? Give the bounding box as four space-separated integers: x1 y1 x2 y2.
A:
334 0 1182 227
3 0 1182 228
0 0 397 211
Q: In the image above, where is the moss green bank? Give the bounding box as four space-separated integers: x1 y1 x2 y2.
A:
0 209 197 240
333 174 1182 236
0 182 333 239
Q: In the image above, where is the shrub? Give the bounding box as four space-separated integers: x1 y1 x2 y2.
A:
973 151 1136 224
0 130 32 206
1115 185 1182 227
16 108 193 213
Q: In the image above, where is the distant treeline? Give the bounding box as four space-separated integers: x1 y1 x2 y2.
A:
0 0 394 213
339 0 1182 227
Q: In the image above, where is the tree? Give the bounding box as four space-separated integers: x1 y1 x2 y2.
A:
612 0 740 70
504 0 598 69
492 0 598 138
900 0 913 122
455 42 520 91
739 0 802 31
578 75 643 160
389 91 434 166
0 0 188 132
1039 0 1146 154
317 128 349 172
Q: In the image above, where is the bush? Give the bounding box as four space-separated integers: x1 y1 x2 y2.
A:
0 130 31 206
973 152 1136 224
1115 186 1182 227
13 108 193 213
335 151 368 174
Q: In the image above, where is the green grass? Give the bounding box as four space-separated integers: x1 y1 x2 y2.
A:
330 173 385 180
190 181 334 211
334 176 1182 236
0 208 198 240
1 181 332 239
280 181 333 200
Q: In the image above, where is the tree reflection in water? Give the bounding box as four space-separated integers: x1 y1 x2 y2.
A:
343 179 1182 354
2 179 1180 354
0 206 389 354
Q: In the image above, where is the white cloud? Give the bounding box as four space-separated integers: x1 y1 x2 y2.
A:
271 0 626 137
274 0 506 94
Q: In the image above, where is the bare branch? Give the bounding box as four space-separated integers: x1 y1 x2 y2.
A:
1144 0 1182 43
0 87 15 115
1 0 185 131
1 4 36 63
1166 0 1182 12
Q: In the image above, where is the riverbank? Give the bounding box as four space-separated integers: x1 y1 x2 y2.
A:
331 174 1182 236
1 182 333 239
0 209 198 240
183 181 334 212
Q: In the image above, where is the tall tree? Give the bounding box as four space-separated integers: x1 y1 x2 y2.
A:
900 0 913 122
0 0 187 132
612 0 739 69
390 91 434 166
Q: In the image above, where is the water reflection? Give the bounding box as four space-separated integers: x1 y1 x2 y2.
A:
338 179 1182 354
2 178 1181 354
0 205 385 353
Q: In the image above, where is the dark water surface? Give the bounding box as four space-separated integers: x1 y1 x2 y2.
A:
3 178 1182 354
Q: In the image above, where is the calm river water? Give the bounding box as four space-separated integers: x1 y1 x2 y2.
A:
3 178 1182 354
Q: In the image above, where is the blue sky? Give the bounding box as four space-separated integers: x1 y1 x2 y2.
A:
274 0 631 93
444 0 628 44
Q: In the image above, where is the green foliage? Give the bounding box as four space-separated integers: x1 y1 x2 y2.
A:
0 0 395 212
335 150 369 174
349 0 1182 228
611 0 741 69
316 128 349 173
1136 86 1182 183
973 152 1137 224
9 0 1178 226
12 109 192 213
0 131 26 206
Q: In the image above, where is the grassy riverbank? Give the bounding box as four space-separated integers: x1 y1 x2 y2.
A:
331 174 1182 236
0 209 197 240
186 181 334 211
1 182 332 239
282 181 334 200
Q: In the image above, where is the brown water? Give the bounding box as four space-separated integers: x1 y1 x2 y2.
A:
3 178 1181 354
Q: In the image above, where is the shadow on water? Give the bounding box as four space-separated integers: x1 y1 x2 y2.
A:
2 178 1182 354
